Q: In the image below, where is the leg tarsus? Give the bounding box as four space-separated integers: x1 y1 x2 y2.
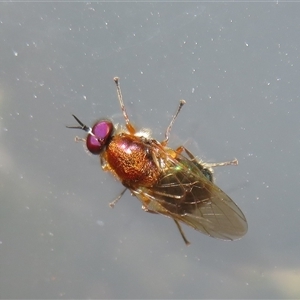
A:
203 158 238 168
74 136 86 143
161 100 186 147
109 188 127 208
175 145 238 167
113 77 136 134
174 219 190 246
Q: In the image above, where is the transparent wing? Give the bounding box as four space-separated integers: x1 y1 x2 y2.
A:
132 150 247 240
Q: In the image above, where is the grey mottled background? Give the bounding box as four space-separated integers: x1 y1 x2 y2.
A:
0 2 299 299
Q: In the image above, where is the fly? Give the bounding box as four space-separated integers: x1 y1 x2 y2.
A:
67 77 247 245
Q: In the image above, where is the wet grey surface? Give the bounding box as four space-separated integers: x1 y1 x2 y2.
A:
0 2 299 299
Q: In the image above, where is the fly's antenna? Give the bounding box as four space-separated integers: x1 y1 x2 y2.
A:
113 77 136 134
66 114 94 136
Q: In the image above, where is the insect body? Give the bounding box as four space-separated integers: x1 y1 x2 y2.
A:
67 77 247 245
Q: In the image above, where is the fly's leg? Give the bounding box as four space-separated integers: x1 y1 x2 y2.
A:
74 136 86 143
175 146 197 162
73 136 90 154
175 146 238 182
161 99 186 147
175 146 238 167
174 219 190 246
203 159 238 168
109 188 127 208
114 77 136 134
142 206 158 214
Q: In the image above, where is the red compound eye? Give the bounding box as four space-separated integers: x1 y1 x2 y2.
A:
86 120 114 154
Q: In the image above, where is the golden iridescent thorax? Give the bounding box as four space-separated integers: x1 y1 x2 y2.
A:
104 133 161 188
67 77 248 245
